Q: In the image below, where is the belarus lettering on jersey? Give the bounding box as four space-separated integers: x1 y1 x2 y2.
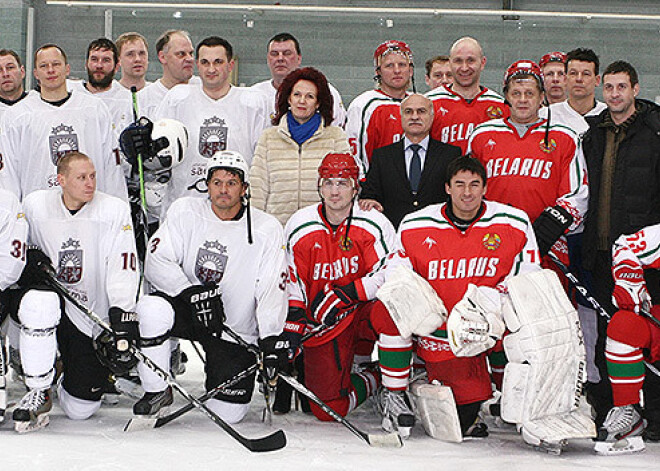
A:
285 203 396 311
426 85 509 153
384 201 540 361
345 89 408 176
467 118 588 228
613 223 660 271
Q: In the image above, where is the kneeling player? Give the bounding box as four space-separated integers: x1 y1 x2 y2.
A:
594 224 660 454
0 189 27 422
284 154 421 436
133 151 289 423
12 152 139 432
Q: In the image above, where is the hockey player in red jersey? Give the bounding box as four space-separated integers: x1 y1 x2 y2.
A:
284 153 426 436
372 156 540 439
594 223 660 455
467 60 588 264
345 40 414 176
426 37 509 153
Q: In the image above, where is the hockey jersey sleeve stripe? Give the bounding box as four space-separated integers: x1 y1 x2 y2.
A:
286 220 326 251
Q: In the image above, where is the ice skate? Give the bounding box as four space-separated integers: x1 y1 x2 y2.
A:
133 387 173 416
170 343 187 376
13 388 52 433
594 404 646 455
377 388 415 439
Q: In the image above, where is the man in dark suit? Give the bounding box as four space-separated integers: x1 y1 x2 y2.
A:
359 93 461 228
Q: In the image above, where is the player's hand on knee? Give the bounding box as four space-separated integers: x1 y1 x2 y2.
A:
259 334 290 385
120 117 155 165
612 262 651 312
532 205 573 256
310 282 358 326
18 246 55 287
108 307 140 351
179 283 225 337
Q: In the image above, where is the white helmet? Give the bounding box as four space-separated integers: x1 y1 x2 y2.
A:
143 118 188 173
205 150 250 184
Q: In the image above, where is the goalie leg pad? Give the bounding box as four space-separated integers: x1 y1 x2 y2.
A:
17 289 60 390
136 296 174 393
411 380 462 442
376 265 447 337
501 269 594 441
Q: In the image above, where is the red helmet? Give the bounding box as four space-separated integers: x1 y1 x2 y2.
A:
373 40 413 69
318 153 359 186
504 60 544 90
539 51 567 69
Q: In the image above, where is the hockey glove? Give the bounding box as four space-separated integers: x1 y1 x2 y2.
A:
283 306 307 361
108 307 140 351
119 117 169 168
612 262 651 312
310 282 359 326
179 284 225 337
258 334 290 386
18 247 55 287
532 205 573 256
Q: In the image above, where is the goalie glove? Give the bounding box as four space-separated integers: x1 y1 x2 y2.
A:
447 284 506 357
179 284 225 337
119 117 169 167
18 246 55 287
258 334 290 387
612 262 651 312
310 282 359 326
532 205 573 256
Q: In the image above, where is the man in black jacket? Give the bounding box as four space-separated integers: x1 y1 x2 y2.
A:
582 60 660 440
359 93 461 228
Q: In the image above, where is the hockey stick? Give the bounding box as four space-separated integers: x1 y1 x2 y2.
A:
42 273 286 452
124 362 259 431
130 87 148 210
547 251 660 329
222 325 402 448
547 251 660 377
278 374 403 448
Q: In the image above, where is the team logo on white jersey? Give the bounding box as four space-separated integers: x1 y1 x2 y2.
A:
57 237 83 283
199 116 228 158
423 237 437 249
486 138 497 149
49 124 79 165
195 240 228 284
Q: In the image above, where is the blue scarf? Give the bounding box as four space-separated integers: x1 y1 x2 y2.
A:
287 111 321 145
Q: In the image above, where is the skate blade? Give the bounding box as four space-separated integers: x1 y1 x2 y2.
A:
15 414 50 433
123 406 171 432
594 436 645 455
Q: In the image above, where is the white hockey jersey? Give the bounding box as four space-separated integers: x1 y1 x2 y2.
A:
154 84 269 214
0 188 27 290
250 79 347 127
145 197 287 345
0 91 128 201
68 79 135 137
22 189 139 336
539 100 607 139
137 76 202 120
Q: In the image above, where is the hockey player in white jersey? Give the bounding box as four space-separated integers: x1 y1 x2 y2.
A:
131 150 288 423
0 49 28 120
148 36 268 215
11 152 139 432
137 30 195 120
0 189 28 423
0 44 127 202
250 32 346 127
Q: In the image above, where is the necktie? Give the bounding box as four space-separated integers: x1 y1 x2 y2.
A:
409 144 422 193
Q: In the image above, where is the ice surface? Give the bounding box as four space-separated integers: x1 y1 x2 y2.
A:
1 342 657 470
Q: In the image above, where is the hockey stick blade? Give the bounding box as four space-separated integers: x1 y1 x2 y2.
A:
124 363 259 431
279 374 402 448
42 274 286 452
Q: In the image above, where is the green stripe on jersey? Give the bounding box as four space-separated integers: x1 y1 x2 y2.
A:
287 220 325 250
